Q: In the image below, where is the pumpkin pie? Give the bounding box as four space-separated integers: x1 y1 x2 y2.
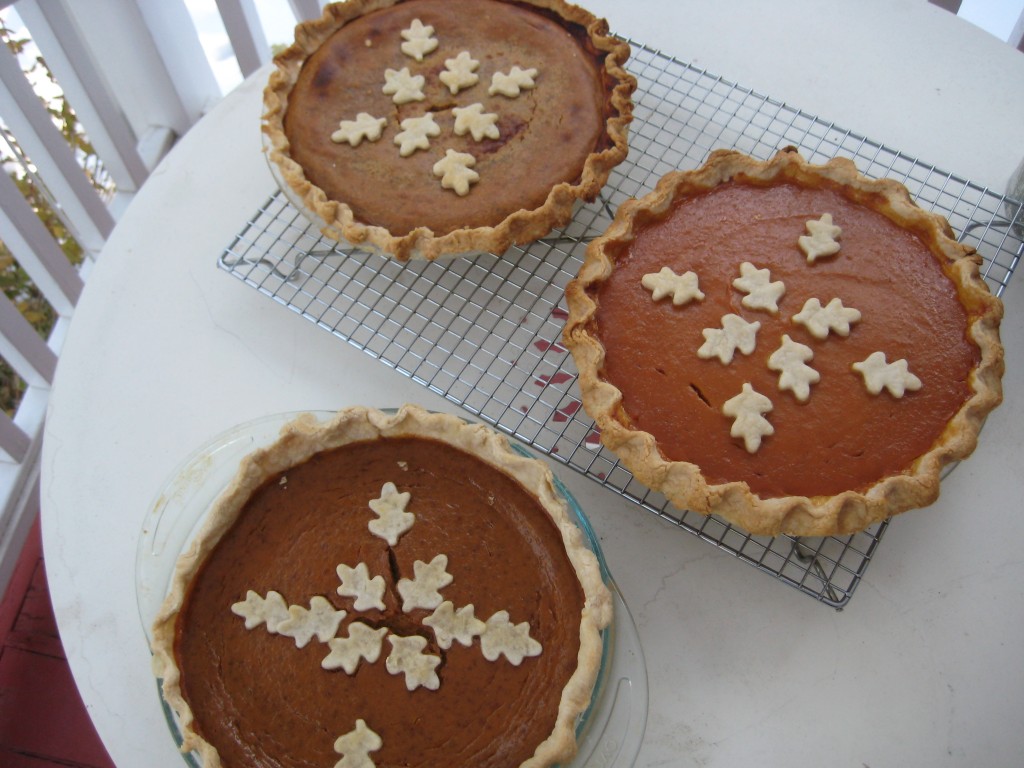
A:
263 0 635 261
563 148 1004 537
151 405 611 768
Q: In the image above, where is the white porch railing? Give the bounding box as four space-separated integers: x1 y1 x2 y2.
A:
0 0 323 596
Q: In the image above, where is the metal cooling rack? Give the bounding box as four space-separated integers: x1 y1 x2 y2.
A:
219 39 1023 609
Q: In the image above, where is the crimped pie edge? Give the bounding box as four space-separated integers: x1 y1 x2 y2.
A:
150 404 613 768
262 0 636 262
562 147 1005 537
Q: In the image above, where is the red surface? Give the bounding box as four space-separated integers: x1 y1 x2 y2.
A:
0 517 115 768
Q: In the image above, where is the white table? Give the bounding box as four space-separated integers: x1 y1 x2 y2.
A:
41 1 1024 766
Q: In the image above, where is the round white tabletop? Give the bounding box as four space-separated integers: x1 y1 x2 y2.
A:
41 1 1024 766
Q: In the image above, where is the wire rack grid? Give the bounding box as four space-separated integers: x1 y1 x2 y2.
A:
219 38 1022 609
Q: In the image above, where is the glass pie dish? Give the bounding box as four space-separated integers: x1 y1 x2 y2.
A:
136 409 648 767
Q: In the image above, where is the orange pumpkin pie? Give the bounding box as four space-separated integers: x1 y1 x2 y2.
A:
151 405 611 768
263 0 635 260
564 148 1004 536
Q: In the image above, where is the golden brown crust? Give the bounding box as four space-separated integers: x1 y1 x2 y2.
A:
151 404 611 767
563 148 1005 537
262 0 635 261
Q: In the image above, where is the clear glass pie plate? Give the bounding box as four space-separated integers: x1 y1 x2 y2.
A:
136 409 648 767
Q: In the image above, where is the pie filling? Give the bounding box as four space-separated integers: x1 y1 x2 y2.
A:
283 0 610 236
593 181 978 499
173 436 586 768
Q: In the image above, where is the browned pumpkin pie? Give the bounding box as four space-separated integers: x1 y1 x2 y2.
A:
563 148 1004 537
151 405 611 768
263 0 635 261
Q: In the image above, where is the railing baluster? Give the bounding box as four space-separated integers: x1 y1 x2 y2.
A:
214 0 271 77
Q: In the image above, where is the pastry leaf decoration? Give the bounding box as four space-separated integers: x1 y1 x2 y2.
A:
230 589 289 632
440 51 480 94
722 382 775 453
385 634 442 691
852 351 923 397
277 596 348 648
452 103 500 142
394 113 441 157
641 266 705 306
336 562 387 611
423 601 487 649
767 334 820 402
382 67 426 104
399 19 438 61
230 483 545 763
329 21 542 195
331 113 387 147
792 297 861 339
489 66 538 97
697 313 761 364
639 208 922 454
368 481 415 545
732 261 786 313
396 554 453 612
333 719 382 768
433 149 480 196
480 610 543 665
322 622 388 675
799 213 842 263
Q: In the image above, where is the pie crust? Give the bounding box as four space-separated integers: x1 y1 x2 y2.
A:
563 148 1005 537
262 0 635 261
151 405 611 768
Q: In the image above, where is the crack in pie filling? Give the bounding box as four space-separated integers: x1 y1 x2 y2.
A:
263 0 635 261
564 148 1004 537
151 406 611 768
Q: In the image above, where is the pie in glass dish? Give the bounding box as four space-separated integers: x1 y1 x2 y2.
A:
563 148 1004 537
150 405 611 768
262 0 635 261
